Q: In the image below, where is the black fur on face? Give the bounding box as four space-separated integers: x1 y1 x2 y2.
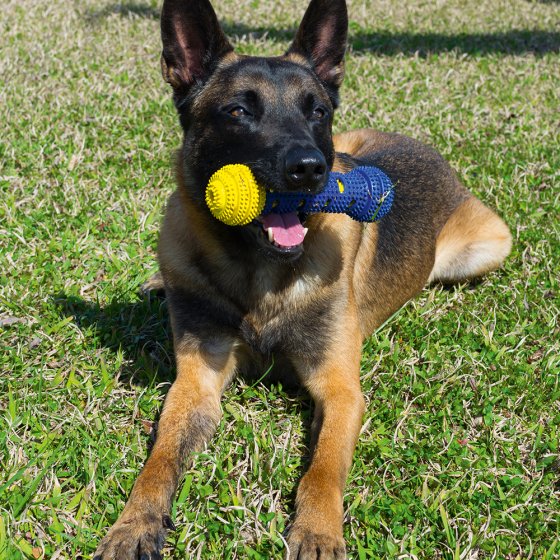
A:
161 0 348 193
180 56 336 204
161 0 348 260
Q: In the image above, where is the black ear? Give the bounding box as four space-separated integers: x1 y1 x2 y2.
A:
161 0 233 93
287 0 348 89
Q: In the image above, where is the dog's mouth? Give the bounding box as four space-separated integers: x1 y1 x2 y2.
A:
243 211 308 260
259 212 308 248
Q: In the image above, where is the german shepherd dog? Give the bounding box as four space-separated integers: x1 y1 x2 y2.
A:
94 0 512 557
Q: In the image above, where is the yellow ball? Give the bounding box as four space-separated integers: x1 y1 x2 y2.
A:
205 164 266 226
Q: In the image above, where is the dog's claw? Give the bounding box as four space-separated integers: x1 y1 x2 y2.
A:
162 514 176 531
140 272 165 297
286 527 346 560
93 511 168 560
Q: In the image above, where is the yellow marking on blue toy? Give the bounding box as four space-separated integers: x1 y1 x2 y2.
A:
337 179 344 193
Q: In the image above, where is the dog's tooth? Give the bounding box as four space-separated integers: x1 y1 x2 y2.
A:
303 228 309 238
267 228 274 242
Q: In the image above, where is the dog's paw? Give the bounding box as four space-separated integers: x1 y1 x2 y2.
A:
93 512 174 560
140 272 165 297
286 526 346 560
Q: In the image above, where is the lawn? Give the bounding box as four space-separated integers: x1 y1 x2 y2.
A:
1 0 559 558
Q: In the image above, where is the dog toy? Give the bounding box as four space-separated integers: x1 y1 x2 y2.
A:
205 164 394 226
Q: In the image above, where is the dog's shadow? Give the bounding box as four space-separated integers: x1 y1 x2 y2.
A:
86 2 560 55
54 289 175 387
55 287 312 518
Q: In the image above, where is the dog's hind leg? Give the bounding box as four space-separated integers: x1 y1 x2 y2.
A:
428 196 512 284
93 341 238 560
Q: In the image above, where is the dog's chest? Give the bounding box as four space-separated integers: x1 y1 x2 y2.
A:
238 275 333 359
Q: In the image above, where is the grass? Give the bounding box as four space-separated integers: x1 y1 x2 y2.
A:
1 0 559 557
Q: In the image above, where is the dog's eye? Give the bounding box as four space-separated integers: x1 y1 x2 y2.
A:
229 106 249 118
311 107 327 120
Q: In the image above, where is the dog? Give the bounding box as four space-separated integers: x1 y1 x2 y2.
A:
93 0 512 557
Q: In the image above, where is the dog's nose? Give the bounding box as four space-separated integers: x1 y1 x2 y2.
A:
284 147 327 191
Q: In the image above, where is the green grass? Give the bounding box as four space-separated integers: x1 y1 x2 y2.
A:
1 0 559 558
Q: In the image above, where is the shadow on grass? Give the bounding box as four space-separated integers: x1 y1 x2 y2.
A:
54 289 314 511
349 28 560 55
54 291 175 387
85 1 160 20
53 289 308 393
86 3 560 55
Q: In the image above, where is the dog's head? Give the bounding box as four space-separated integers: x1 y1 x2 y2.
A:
161 0 348 261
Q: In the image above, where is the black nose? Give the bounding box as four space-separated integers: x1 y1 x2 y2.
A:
284 147 327 191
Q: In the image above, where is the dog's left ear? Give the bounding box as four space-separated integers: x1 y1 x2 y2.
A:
286 0 348 91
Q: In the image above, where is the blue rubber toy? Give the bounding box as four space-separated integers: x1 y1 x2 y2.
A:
263 166 394 222
205 164 394 225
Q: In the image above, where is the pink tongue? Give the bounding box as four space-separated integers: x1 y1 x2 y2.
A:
262 212 305 248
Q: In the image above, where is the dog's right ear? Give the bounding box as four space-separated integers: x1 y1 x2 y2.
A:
161 0 233 93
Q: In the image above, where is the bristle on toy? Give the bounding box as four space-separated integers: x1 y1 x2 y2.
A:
205 163 394 225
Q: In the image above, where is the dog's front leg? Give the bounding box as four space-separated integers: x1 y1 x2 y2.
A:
94 345 237 559
287 326 365 560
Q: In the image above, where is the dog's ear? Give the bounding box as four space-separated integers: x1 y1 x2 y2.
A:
287 0 348 90
160 0 233 93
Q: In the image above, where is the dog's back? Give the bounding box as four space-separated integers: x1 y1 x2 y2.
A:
331 129 511 334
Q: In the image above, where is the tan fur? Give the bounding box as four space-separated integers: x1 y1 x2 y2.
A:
94 349 237 558
334 128 406 158
333 129 370 156
285 52 313 66
429 196 513 283
289 309 365 555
